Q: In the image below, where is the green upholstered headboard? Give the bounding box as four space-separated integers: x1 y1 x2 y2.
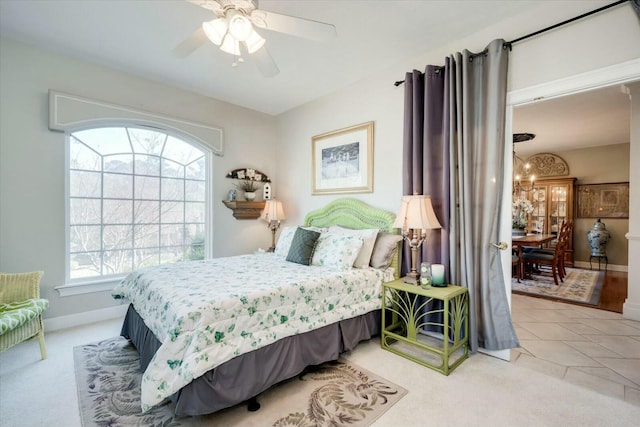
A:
304 198 401 279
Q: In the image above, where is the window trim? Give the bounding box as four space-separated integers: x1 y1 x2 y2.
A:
49 90 223 155
56 276 124 297
53 95 218 296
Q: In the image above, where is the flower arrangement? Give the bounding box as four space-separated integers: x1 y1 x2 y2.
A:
512 197 534 229
235 179 259 192
226 168 271 201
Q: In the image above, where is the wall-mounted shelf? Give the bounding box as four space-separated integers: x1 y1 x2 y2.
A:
222 200 265 220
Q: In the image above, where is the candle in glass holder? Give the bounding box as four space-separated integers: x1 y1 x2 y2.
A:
419 262 431 287
431 264 446 287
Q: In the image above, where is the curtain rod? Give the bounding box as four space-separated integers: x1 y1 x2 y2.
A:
393 0 629 87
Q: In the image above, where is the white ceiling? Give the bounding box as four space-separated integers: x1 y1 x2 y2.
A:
0 0 632 153
0 0 544 115
513 85 632 157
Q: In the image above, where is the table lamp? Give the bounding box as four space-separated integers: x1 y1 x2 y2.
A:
393 195 442 284
261 199 285 252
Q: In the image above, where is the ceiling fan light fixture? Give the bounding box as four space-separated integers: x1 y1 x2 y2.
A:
202 18 227 46
244 29 265 54
220 33 241 56
227 12 253 41
185 0 335 77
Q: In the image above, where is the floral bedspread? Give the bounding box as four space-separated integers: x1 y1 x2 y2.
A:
112 253 393 411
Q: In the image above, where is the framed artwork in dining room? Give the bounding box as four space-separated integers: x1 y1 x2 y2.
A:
311 121 374 195
577 182 629 218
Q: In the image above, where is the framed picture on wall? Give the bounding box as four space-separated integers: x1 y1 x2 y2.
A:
577 182 629 218
311 121 374 195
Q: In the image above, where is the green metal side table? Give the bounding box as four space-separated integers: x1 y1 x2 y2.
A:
381 279 469 375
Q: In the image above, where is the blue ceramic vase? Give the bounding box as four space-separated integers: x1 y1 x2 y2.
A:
587 219 611 257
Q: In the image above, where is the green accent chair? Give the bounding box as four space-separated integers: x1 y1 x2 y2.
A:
0 271 49 359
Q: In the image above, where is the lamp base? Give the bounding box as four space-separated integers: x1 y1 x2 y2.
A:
266 246 275 253
403 273 419 285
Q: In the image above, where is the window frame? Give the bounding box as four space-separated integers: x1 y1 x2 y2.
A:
59 123 214 296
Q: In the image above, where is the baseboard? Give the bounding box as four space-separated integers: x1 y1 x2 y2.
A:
44 303 128 332
572 261 628 272
623 300 640 321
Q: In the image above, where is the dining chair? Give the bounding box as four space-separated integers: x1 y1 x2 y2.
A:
512 252 522 282
526 221 572 279
522 222 571 286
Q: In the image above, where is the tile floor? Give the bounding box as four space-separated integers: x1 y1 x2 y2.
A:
511 294 640 406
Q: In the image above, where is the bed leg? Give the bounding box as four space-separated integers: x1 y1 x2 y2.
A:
247 397 260 412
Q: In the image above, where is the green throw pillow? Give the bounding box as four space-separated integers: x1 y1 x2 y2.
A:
286 227 321 265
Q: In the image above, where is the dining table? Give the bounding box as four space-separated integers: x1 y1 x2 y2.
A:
512 233 556 249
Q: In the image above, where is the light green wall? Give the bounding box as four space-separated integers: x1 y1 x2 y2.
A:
546 144 630 267
0 38 278 319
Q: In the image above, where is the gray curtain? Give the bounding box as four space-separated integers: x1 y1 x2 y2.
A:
402 65 450 271
402 39 519 351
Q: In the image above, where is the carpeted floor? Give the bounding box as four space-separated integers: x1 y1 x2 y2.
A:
512 267 604 306
73 336 407 427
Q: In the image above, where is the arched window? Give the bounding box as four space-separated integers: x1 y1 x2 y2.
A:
67 126 209 281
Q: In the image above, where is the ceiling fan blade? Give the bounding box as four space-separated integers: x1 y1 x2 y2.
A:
172 27 209 58
251 10 336 41
186 0 223 14
251 46 279 77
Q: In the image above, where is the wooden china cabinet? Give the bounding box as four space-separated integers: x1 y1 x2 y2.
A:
517 177 576 266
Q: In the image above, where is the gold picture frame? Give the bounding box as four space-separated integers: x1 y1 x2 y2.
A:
312 121 374 195
577 182 629 218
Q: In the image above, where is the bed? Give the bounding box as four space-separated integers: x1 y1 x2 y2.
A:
113 198 401 416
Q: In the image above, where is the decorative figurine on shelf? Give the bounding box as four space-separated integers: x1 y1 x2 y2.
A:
263 182 272 200
226 189 237 201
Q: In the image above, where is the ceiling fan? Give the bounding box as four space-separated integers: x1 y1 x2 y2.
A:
175 0 337 77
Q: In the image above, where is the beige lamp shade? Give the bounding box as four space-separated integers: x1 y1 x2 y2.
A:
261 199 286 222
392 195 442 230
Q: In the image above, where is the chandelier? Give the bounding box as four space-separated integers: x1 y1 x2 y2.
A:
513 133 536 196
202 10 266 65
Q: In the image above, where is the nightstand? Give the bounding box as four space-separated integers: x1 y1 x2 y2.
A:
381 278 469 375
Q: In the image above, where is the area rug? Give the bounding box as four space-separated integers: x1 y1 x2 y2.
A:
512 267 604 306
74 336 407 427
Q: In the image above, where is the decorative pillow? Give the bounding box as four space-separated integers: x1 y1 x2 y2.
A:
328 225 379 268
286 227 321 265
0 298 49 334
311 233 364 270
274 226 327 258
274 226 297 258
370 232 403 269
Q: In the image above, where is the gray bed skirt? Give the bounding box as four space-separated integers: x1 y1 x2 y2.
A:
120 304 381 416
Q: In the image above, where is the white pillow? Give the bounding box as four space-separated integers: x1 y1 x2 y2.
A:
311 233 364 270
274 226 326 258
328 225 379 268
274 226 297 258
370 232 403 269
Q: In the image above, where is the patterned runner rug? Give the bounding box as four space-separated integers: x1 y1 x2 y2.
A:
74 336 407 427
512 267 604 306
